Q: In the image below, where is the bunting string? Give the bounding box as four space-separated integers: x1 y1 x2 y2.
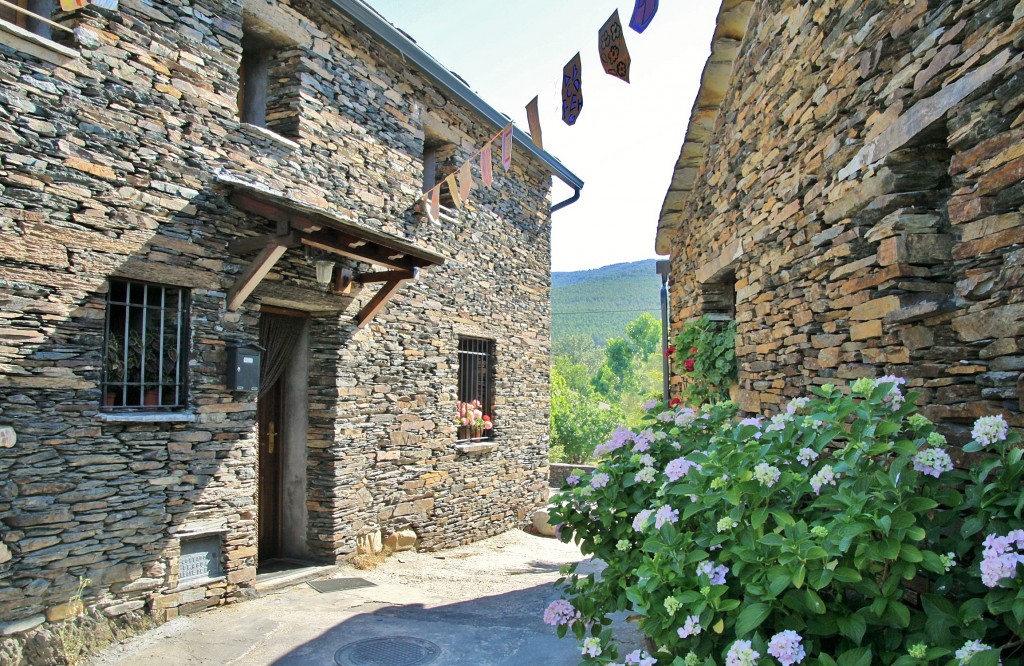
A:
420 123 511 223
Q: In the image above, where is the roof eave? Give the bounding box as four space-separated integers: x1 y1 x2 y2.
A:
330 0 584 193
655 0 754 255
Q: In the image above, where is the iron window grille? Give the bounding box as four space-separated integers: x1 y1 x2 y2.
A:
101 279 189 410
457 337 495 441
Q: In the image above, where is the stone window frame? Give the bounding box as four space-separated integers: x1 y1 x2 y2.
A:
456 336 496 442
100 278 191 414
422 118 463 209
236 0 311 147
0 0 79 65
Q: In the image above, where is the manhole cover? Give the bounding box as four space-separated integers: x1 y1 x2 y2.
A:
334 636 441 666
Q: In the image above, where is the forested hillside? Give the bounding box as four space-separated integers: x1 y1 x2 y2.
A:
551 259 661 344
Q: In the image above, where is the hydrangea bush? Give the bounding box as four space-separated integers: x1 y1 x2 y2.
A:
546 379 1023 666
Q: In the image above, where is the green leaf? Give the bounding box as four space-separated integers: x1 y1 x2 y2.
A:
833 567 862 583
969 650 1002 666
888 600 910 627
904 497 938 513
837 647 872 666
760 533 784 547
752 506 769 529
836 613 867 644
792 564 806 589
804 588 826 614
734 602 772 636
962 440 984 453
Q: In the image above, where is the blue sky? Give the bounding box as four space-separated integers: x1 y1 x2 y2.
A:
365 1 719 272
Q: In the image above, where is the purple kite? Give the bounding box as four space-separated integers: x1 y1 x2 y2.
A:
561 53 583 126
629 0 658 33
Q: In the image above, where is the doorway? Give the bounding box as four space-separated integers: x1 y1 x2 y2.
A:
256 311 311 569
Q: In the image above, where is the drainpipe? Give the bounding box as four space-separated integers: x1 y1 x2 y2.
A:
551 185 581 212
656 260 671 402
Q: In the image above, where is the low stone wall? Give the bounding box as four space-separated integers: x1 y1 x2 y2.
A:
549 463 596 488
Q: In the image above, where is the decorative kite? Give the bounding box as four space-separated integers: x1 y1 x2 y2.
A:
427 187 440 223
60 0 117 10
629 0 658 33
457 161 473 203
561 53 583 126
599 10 631 83
445 173 462 209
500 124 513 171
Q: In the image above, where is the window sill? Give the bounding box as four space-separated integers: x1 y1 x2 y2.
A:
167 575 225 594
0 21 77 65
237 122 300 152
96 411 197 424
455 442 498 455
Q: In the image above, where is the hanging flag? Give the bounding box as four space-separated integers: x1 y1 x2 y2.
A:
427 187 440 223
629 0 658 33
457 162 473 203
480 143 493 187
599 10 631 83
561 53 583 126
525 96 544 150
60 0 118 10
445 173 463 209
500 124 513 171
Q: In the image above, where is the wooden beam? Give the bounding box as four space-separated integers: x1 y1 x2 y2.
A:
228 230 300 255
354 279 404 329
356 269 418 283
227 243 288 311
229 192 324 232
301 232 414 271
260 304 312 318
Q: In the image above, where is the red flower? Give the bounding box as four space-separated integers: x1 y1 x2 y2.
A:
683 358 695 372
669 397 681 407
689 347 698 354
665 345 676 358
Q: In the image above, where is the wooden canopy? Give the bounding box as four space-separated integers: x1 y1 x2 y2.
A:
219 176 445 328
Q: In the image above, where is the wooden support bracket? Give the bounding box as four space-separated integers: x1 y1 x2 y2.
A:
356 268 419 284
228 230 300 255
354 279 405 329
226 243 289 311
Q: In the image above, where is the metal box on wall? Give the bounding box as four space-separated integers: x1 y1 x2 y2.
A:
226 342 263 392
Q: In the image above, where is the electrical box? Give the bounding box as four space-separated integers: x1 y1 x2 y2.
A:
226 342 263 392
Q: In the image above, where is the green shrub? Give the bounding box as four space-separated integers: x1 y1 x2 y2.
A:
546 378 1022 666
671 317 736 407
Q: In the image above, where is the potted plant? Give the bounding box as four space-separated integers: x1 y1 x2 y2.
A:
455 399 493 440
104 334 124 406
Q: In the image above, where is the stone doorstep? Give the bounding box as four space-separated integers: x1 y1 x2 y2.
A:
254 563 338 594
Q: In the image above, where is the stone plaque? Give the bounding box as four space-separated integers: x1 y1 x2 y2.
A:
0 426 15 449
179 535 222 582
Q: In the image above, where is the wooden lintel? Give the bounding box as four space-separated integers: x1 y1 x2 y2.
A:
356 269 416 283
228 230 300 255
227 243 288 311
260 304 312 318
301 232 413 271
354 279 404 329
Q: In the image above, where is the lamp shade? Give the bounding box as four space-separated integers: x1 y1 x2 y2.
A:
314 260 335 289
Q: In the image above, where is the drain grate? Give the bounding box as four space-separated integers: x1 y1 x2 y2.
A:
309 577 377 593
334 636 441 666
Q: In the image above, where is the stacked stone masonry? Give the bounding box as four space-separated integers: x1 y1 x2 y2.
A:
0 0 566 660
663 0 1024 445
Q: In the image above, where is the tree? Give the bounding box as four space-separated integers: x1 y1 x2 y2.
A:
625 312 660 359
550 364 625 464
552 335 603 374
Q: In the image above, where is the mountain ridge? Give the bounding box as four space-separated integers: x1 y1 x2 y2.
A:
551 259 662 344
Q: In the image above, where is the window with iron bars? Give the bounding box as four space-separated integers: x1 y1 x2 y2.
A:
456 337 495 441
101 280 189 410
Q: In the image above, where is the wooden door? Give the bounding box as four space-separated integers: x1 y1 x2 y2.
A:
257 376 284 562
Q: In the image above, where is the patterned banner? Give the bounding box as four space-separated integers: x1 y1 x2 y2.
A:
60 0 118 10
500 124 513 171
480 144 493 187
599 10 631 83
525 96 544 149
629 0 658 33
457 162 473 203
427 187 440 223
561 53 583 126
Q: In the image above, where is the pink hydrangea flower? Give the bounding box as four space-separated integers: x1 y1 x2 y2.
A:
677 614 701 638
768 630 806 666
654 505 679 529
543 599 579 627
665 457 699 482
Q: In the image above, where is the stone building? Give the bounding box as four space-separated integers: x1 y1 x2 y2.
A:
657 0 1023 437
0 0 581 657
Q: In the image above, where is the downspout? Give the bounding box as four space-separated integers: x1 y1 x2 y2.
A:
551 185 581 213
656 260 671 402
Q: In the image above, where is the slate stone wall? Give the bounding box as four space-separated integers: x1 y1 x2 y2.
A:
0 0 554 657
667 0 1024 442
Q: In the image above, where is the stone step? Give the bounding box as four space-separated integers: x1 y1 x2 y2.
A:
255 562 337 594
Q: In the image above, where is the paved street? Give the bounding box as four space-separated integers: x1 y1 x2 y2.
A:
87 530 638 666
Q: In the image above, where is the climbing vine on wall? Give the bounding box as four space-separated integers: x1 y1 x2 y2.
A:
671 315 737 406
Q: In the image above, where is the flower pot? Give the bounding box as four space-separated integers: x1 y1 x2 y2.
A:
104 391 117 406
144 388 160 406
